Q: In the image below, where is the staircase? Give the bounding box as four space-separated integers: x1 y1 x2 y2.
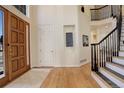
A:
91 6 124 88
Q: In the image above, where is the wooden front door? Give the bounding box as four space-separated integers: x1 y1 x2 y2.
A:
8 13 27 80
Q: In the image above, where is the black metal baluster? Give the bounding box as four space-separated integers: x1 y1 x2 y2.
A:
108 36 110 62
116 30 118 56
101 43 103 67
91 45 94 71
102 41 104 67
94 45 97 71
110 34 112 62
97 45 98 68
106 38 108 62
102 42 104 67
115 31 117 56
104 40 106 67
99 44 101 67
113 32 115 56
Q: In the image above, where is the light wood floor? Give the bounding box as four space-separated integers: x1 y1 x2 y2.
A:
41 63 100 88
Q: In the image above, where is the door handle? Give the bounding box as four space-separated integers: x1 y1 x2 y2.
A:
7 43 10 46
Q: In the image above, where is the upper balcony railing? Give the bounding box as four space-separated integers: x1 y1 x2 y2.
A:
90 5 120 21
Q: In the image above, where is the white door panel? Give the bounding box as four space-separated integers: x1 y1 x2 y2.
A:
38 25 55 66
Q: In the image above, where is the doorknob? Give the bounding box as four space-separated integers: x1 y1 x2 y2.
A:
7 43 10 46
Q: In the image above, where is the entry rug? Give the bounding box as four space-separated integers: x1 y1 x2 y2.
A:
4 68 52 88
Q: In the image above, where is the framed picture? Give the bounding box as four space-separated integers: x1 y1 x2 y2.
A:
82 35 89 47
66 32 73 47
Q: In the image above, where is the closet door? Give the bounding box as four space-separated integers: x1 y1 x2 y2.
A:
0 7 9 87
8 13 27 80
39 25 56 67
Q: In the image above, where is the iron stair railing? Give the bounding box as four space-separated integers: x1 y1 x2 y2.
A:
91 5 122 71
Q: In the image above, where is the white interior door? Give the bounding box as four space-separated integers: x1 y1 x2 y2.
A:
38 25 55 67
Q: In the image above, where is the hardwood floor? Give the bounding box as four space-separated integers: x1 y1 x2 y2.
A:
41 63 100 88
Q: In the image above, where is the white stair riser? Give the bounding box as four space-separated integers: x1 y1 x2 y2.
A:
100 69 124 87
119 51 124 57
106 63 124 76
113 57 124 66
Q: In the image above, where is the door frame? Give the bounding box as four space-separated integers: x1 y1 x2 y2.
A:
25 22 30 70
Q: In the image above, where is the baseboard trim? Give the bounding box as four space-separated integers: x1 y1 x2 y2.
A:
32 61 90 68
32 66 55 69
80 61 90 67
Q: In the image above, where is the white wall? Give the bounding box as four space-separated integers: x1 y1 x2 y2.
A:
31 5 80 67
30 5 94 67
78 6 93 65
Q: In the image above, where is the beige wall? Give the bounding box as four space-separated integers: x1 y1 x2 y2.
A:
78 5 94 65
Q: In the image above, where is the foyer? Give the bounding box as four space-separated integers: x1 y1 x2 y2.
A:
0 5 124 88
